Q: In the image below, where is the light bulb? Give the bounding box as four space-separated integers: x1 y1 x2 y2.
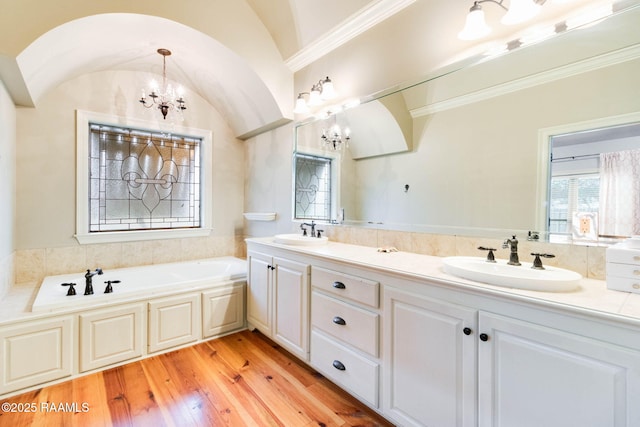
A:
458 4 491 40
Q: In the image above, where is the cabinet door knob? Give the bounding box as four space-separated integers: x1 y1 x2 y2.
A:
479 333 489 342
332 360 346 371
332 281 346 289
463 327 472 335
332 316 346 326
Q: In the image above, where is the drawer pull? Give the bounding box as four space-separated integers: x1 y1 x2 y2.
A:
634 256 640 262
332 316 346 326
634 270 640 276
332 360 346 371
332 281 346 289
633 284 640 290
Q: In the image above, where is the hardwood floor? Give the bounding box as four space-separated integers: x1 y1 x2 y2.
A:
0 330 393 427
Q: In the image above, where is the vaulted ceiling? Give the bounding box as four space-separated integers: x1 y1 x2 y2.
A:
0 0 631 138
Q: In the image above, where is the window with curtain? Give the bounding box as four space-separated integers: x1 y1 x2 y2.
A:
599 149 640 237
549 174 600 234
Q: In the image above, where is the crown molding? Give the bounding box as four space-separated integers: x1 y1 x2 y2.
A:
410 43 640 118
285 0 417 72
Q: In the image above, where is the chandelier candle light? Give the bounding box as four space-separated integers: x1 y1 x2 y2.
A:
321 116 350 151
139 48 187 120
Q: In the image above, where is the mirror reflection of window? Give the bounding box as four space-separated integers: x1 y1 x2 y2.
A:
294 153 332 221
548 122 640 240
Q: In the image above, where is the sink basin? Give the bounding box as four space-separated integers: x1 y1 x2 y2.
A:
274 233 328 246
442 256 581 292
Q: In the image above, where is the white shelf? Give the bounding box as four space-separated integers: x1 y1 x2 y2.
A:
243 212 277 221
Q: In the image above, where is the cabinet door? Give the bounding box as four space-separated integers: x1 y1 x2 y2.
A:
384 287 477 427
247 251 272 335
478 312 640 427
0 317 73 395
148 293 201 353
79 303 144 372
273 257 310 360
202 283 245 338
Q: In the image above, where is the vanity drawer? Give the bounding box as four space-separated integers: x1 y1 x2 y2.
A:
606 275 640 294
606 247 640 265
310 331 379 407
311 291 378 357
607 263 640 279
312 266 379 308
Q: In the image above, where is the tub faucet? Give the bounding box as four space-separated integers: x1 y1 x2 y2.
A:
84 268 103 295
502 235 521 266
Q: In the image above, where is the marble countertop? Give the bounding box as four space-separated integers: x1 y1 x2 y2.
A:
247 237 640 326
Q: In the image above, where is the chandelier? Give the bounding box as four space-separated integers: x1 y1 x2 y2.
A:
139 49 186 120
321 119 350 151
458 0 545 40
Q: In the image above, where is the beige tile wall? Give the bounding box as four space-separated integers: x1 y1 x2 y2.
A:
15 227 607 287
0 252 14 298
14 234 245 285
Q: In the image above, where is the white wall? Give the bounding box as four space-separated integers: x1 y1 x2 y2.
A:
0 81 16 297
14 70 245 284
243 123 296 237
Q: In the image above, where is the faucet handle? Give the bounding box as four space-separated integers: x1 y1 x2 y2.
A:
104 280 121 294
478 246 497 263
531 253 555 270
61 282 77 296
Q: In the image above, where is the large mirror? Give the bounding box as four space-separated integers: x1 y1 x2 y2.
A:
294 4 640 243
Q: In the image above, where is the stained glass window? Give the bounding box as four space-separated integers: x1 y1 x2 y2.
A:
294 153 332 220
88 124 202 232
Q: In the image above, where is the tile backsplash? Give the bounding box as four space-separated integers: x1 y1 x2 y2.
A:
14 234 245 286
13 227 607 287
320 225 606 280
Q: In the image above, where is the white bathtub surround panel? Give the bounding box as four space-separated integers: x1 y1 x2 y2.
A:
32 257 247 313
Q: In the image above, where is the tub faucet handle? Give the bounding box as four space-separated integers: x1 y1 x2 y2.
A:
104 280 121 294
61 282 77 296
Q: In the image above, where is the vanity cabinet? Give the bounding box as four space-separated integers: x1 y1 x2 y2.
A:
0 316 74 395
384 285 640 427
148 293 201 353
247 249 310 360
383 286 477 427
478 312 640 427
79 303 145 372
310 266 381 407
245 238 640 427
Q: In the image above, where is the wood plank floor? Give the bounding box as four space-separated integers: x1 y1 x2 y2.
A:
0 330 393 427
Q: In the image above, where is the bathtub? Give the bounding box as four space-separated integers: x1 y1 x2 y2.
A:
32 256 247 313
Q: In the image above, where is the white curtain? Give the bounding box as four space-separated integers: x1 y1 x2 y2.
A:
599 149 640 237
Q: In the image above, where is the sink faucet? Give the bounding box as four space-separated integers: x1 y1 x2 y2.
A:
301 220 316 236
84 268 103 295
502 235 521 266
